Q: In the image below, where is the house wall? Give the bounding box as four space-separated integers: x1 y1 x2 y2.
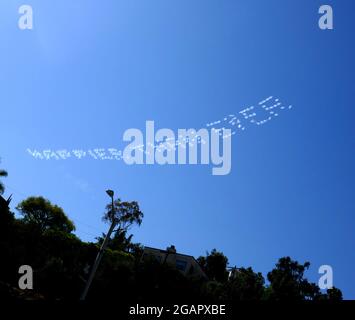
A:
142 247 207 279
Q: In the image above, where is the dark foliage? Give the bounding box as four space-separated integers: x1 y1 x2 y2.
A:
0 180 343 301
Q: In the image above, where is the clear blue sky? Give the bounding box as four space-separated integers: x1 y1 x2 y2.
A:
1 0 354 298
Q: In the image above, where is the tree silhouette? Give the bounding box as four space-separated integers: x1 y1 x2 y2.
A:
267 257 311 300
224 267 265 301
266 256 342 301
326 287 343 301
102 198 143 237
0 168 8 195
0 189 344 301
198 249 229 283
96 228 143 256
16 196 75 233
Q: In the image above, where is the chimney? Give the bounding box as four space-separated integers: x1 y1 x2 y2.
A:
166 245 176 253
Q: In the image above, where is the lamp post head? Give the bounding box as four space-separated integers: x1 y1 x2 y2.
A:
106 189 114 198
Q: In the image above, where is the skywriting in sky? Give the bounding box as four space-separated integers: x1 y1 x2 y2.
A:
26 95 293 175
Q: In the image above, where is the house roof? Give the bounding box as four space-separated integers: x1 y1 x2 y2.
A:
143 245 208 279
144 246 196 259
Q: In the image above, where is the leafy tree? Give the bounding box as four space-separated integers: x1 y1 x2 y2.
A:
16 196 75 233
224 267 265 301
267 257 310 300
197 249 229 282
102 197 143 238
326 287 343 301
0 164 13 225
96 228 143 258
266 256 342 301
0 168 7 195
0 188 344 301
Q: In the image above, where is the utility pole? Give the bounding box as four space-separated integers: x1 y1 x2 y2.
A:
80 189 116 301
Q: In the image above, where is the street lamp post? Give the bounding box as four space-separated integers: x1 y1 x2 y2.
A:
80 189 117 301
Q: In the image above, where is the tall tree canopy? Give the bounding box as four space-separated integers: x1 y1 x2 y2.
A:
198 249 229 283
224 267 265 301
267 256 312 300
0 168 8 195
267 256 342 301
103 198 143 234
16 196 75 233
